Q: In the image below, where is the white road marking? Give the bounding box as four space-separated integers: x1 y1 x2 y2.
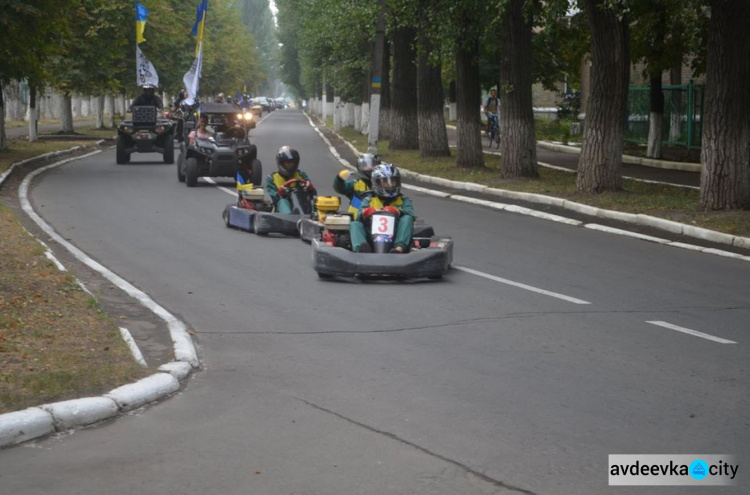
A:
119 327 148 366
203 177 236 196
453 265 591 305
646 320 737 344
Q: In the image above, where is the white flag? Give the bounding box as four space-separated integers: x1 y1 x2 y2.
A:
136 44 159 88
182 42 203 106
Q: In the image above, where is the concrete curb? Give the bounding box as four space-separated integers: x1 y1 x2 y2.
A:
0 146 200 449
536 140 702 173
315 119 750 260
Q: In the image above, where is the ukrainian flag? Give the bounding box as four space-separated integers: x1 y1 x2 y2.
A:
191 0 208 42
135 2 149 44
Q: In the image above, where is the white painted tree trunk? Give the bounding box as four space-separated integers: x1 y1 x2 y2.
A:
95 96 105 128
646 112 663 158
333 96 341 131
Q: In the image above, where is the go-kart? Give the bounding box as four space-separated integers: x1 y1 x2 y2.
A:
312 209 453 280
253 178 315 236
299 193 436 244
176 102 261 187
116 105 175 164
222 187 273 232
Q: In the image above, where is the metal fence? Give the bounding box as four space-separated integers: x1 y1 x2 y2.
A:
626 81 704 149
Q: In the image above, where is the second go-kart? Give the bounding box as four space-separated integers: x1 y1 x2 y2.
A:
311 209 453 280
116 105 175 164
253 178 315 236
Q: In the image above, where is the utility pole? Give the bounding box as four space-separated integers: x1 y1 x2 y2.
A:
367 0 386 154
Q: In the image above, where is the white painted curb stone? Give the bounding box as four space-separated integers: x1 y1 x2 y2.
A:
105 373 180 412
42 397 119 430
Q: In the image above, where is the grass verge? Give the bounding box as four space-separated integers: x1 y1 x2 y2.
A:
0 136 150 414
336 126 750 237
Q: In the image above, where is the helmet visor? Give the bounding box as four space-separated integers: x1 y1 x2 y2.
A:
376 176 400 197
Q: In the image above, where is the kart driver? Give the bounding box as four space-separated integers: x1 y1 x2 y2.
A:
265 146 317 214
333 153 380 219
350 163 414 254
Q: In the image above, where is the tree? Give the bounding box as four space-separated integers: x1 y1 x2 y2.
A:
388 24 419 150
498 0 538 178
699 0 750 209
0 0 72 149
238 0 278 94
576 0 630 193
416 0 450 157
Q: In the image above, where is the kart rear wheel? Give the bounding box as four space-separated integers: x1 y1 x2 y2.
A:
185 157 199 187
177 152 185 182
163 135 175 164
116 136 128 164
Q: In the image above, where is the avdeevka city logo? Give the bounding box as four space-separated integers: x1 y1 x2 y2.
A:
690 459 709 480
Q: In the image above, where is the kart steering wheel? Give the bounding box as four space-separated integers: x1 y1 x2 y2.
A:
281 178 305 189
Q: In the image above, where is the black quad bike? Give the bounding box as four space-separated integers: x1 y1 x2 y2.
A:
177 102 261 187
116 105 175 164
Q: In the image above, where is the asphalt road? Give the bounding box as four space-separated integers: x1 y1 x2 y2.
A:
1 109 747 494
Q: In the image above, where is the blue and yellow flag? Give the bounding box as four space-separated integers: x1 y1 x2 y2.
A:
135 2 149 44
191 0 208 42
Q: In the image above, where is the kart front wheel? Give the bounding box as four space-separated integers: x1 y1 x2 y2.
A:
185 157 199 187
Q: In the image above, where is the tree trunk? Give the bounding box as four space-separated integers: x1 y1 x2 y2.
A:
498 0 538 178
646 75 664 158
389 26 419 150
0 85 6 151
417 0 450 157
61 92 74 133
700 0 750 210
455 39 485 169
668 64 682 143
576 0 629 193
107 94 117 128
379 36 393 141
28 85 38 142
96 95 105 129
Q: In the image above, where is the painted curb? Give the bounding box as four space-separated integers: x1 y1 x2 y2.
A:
0 408 55 448
536 140 702 173
42 397 119 430
104 373 180 412
1 146 200 449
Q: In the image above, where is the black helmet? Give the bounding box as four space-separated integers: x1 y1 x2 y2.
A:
356 153 381 179
276 146 300 178
371 163 401 199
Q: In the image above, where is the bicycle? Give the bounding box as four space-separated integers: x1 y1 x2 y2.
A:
486 113 499 149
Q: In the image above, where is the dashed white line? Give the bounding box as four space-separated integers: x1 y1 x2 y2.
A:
646 320 737 344
453 265 591 305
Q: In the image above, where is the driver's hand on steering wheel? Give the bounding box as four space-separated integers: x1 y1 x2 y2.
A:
277 185 289 197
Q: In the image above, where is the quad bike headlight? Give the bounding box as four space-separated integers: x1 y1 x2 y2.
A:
200 147 214 155
121 126 134 134
154 125 166 134
236 147 248 156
